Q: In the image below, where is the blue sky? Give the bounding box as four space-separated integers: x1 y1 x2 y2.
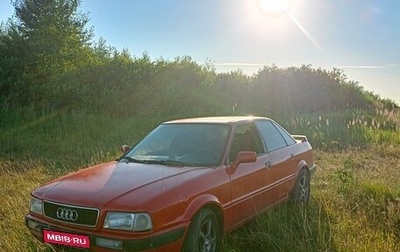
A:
1 0 399 104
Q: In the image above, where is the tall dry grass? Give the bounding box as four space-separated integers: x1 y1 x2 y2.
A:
0 108 399 251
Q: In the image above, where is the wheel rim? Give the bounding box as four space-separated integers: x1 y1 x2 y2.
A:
298 173 309 203
198 218 217 252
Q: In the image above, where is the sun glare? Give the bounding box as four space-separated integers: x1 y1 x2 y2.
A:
258 0 291 15
240 0 325 57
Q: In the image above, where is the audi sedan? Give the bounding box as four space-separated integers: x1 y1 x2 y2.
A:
25 116 316 252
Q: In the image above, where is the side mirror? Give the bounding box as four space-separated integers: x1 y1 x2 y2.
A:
120 145 130 154
235 151 257 164
227 151 257 174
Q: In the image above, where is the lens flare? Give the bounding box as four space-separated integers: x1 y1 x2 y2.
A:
258 0 291 14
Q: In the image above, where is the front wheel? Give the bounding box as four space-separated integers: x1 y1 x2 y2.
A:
290 168 310 204
182 208 220 252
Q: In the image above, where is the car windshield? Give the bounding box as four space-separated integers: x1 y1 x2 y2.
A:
123 123 230 167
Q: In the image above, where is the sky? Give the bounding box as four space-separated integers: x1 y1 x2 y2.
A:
1 0 399 104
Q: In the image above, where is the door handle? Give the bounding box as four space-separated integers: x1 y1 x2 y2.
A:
265 161 272 168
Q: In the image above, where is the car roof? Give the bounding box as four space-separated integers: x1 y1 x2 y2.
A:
163 116 271 125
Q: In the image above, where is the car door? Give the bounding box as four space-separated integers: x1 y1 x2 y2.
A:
255 120 298 203
225 122 276 229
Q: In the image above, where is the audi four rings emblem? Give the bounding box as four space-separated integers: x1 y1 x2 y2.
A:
56 208 78 221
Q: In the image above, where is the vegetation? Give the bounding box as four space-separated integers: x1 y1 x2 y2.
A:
0 0 399 251
1 1 398 116
223 145 400 252
0 110 399 252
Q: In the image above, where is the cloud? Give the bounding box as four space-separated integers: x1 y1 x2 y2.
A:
337 64 400 69
214 62 264 67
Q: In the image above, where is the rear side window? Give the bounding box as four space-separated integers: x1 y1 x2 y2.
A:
256 120 288 152
274 123 296 146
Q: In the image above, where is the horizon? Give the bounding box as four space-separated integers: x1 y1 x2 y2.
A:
1 0 399 105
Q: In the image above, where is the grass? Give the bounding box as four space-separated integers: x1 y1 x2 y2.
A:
0 109 399 251
282 108 400 150
222 146 400 252
0 160 52 251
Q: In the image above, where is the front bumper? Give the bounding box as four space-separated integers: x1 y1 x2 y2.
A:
26 214 185 252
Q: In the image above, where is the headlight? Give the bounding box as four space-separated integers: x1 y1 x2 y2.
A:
30 197 43 215
103 212 152 231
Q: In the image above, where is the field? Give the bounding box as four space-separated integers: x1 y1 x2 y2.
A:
0 109 399 251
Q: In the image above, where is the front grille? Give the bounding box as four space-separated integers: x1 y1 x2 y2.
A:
43 201 99 227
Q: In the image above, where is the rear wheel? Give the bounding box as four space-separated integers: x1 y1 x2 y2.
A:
290 169 310 204
182 208 220 252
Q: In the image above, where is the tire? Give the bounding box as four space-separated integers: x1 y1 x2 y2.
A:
182 208 220 252
290 168 311 204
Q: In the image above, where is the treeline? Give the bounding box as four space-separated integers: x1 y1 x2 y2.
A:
1 0 398 119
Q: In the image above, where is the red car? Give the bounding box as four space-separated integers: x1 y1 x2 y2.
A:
26 116 316 252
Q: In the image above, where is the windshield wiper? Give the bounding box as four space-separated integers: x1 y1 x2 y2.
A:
120 157 188 166
147 159 189 167
119 156 147 163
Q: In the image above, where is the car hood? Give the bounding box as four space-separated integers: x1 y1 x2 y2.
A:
33 161 211 208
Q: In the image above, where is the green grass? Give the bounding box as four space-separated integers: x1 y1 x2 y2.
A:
0 109 399 251
281 108 400 150
222 146 400 252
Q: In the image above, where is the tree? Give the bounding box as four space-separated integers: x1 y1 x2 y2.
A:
0 20 29 104
12 0 93 74
0 0 94 107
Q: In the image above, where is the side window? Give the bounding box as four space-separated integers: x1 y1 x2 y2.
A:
256 120 287 152
228 123 264 162
273 122 296 146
